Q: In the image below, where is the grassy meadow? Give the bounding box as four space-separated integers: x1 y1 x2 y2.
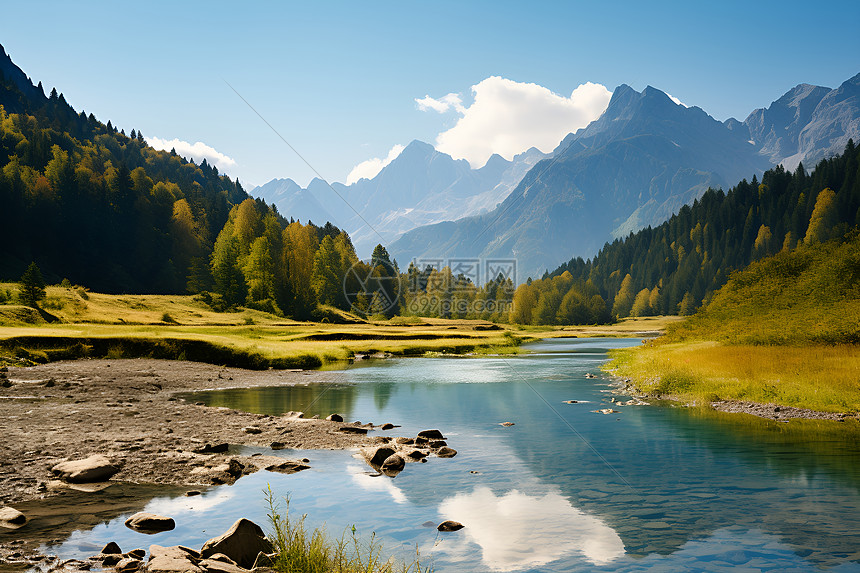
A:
0 282 675 369
607 236 860 413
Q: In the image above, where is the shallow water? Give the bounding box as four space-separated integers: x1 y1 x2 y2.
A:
47 338 860 571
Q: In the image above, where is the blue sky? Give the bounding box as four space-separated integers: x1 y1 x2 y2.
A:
2 1 859 188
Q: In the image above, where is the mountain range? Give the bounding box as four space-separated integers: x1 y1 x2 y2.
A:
252 142 547 257
384 73 860 281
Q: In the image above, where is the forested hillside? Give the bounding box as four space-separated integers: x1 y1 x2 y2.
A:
0 45 373 320
0 50 247 293
512 141 860 325
666 231 860 344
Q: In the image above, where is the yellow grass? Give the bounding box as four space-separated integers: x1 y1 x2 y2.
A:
0 283 679 369
607 341 860 413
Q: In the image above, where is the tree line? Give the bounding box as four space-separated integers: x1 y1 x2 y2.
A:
513 141 860 325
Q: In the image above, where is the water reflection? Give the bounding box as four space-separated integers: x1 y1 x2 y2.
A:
435 486 624 571
45 339 860 571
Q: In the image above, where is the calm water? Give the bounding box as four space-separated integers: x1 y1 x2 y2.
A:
47 339 860 571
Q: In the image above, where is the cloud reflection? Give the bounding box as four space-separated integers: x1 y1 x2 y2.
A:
436 486 624 571
349 461 407 504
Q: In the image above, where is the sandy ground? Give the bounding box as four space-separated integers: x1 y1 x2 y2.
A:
0 358 434 570
0 359 414 506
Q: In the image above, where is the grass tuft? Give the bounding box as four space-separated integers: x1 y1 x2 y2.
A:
264 486 430 573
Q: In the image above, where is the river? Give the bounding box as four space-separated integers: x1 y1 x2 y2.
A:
46 338 860 571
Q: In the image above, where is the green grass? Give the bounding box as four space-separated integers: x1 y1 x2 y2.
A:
264 487 430 573
606 234 860 413
607 341 860 412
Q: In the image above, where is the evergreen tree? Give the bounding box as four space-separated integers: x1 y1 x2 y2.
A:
19 262 46 307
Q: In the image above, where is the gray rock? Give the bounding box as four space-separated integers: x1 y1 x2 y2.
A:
51 454 120 483
198 559 250 573
124 512 175 533
115 557 142 572
264 461 310 474
205 554 237 565
0 506 27 528
436 447 458 458
437 520 464 532
366 447 396 467
200 518 272 569
339 426 367 434
125 549 146 560
381 454 405 474
417 429 444 440
101 542 122 555
147 545 203 573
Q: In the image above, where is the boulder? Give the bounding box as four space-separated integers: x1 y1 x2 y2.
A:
125 549 146 560
381 454 405 475
102 554 122 566
381 423 395 430
395 437 414 445
148 545 203 573
0 506 26 528
437 520 464 532
269 442 285 450
326 413 344 422
436 447 457 458
101 542 122 555
407 450 427 460
264 461 310 474
51 454 120 483
417 429 444 440
429 440 447 449
200 518 272 569
124 512 175 533
242 427 262 435
115 557 142 572
366 447 396 467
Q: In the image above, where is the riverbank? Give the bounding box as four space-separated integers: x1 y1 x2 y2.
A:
605 340 860 419
0 358 433 507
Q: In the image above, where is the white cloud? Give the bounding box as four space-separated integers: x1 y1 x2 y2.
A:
419 77 612 167
415 92 466 114
346 144 405 185
148 136 237 172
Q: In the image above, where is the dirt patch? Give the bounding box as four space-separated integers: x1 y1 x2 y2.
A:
0 358 409 508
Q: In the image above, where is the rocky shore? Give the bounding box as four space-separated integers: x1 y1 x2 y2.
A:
0 358 457 571
608 376 857 422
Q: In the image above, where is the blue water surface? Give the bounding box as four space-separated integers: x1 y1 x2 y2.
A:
47 339 860 572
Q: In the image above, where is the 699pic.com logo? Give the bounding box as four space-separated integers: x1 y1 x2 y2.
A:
342 258 401 317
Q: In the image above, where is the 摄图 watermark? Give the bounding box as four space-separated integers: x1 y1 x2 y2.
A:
342 257 516 317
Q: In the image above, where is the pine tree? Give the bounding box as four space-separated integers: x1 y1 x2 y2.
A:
19 262 46 307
